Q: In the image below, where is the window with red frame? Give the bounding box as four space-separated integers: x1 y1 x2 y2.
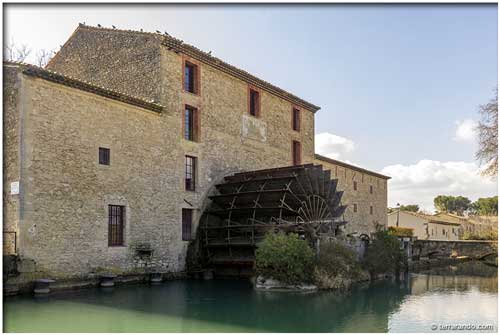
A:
249 88 260 117
184 62 198 94
292 107 300 131
292 140 301 165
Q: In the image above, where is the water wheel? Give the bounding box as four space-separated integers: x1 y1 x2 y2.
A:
189 164 347 277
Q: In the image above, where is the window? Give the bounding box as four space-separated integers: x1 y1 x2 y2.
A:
353 204 358 213
370 206 373 215
185 156 196 191
184 61 198 94
353 181 357 191
249 88 260 117
370 185 373 194
182 208 193 241
292 107 300 131
184 105 199 141
108 205 125 246
442 229 445 235
292 140 301 165
99 147 110 165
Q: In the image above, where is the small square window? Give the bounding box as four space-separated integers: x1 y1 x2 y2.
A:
99 147 110 165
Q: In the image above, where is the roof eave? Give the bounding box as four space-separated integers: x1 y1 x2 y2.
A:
74 24 320 113
5 62 164 113
315 154 391 180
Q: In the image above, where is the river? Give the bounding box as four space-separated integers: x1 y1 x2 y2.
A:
3 261 497 332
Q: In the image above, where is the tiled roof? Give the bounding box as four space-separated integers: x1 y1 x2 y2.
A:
398 211 462 226
74 24 320 113
4 61 164 113
315 154 391 180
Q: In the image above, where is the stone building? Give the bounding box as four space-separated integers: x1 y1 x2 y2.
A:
3 24 389 281
387 211 461 241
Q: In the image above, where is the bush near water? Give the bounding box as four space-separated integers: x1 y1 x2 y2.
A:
255 232 315 285
313 240 369 290
255 229 407 288
363 229 407 276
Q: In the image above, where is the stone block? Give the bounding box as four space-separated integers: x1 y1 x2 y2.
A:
17 259 35 273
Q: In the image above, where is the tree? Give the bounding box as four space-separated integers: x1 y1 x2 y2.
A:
434 195 471 215
4 39 31 62
363 227 407 276
35 49 55 68
476 88 498 177
399 204 419 212
470 196 498 216
4 39 54 67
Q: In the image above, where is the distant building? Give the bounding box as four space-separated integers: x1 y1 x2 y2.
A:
387 211 460 241
433 212 497 238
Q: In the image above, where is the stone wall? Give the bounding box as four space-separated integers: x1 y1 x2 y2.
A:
313 156 389 236
46 26 163 102
3 65 21 255
159 48 316 167
413 239 497 259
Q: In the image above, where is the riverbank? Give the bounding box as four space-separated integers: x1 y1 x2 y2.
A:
4 271 188 297
5 257 496 297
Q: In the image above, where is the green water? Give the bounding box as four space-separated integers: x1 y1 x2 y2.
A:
4 262 498 333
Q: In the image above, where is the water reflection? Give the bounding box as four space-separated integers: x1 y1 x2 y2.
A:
390 262 498 333
411 261 498 295
3 261 497 333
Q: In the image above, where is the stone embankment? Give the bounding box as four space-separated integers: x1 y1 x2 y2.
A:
409 239 497 270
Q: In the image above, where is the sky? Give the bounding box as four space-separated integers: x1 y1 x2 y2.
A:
4 4 498 211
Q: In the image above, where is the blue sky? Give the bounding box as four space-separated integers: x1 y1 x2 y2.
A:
4 4 498 210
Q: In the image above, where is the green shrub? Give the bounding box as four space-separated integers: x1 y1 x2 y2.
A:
255 232 315 285
388 226 413 238
363 229 407 276
314 240 368 290
462 230 498 241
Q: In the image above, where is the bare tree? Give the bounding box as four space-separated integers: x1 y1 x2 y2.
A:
476 88 498 177
35 49 55 67
4 39 31 62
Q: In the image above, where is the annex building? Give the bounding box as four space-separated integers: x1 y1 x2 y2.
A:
4 24 390 281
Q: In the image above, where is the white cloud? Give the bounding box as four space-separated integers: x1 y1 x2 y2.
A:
454 119 477 142
315 132 355 161
381 159 497 212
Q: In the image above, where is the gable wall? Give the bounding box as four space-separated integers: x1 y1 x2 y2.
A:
388 212 428 239
46 28 163 102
